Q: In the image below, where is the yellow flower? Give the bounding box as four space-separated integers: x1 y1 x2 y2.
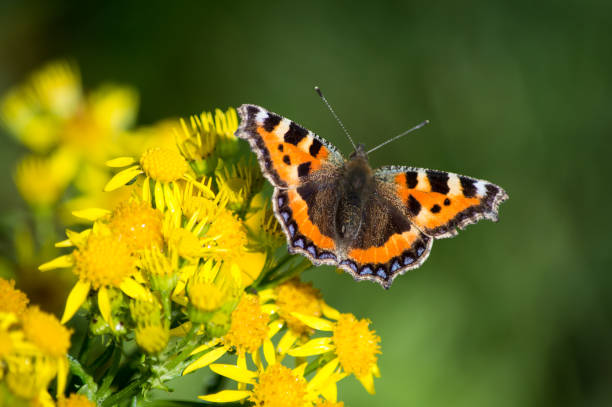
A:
39 224 150 325
289 311 381 395
29 61 81 118
105 148 209 212
183 293 278 376
14 149 78 208
244 193 285 251
0 279 29 317
202 108 239 158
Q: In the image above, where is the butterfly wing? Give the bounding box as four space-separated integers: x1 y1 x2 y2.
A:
236 104 344 265
235 104 343 188
338 187 433 288
374 166 508 238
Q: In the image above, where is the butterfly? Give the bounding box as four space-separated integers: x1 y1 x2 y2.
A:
235 102 508 289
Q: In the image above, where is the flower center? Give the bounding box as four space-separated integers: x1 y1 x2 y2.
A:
332 314 381 377
249 364 308 407
140 147 188 182
108 201 163 253
73 233 135 289
0 279 29 317
223 294 268 354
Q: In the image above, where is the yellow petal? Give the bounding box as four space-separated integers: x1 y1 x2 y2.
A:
291 312 335 331
321 302 341 320
357 371 376 395
154 180 164 211
251 349 263 371
39 255 74 271
98 287 113 326
277 329 298 356
234 250 267 287
257 288 275 303
106 156 136 167
190 338 222 355
119 278 149 300
183 347 227 375
288 337 334 357
198 390 251 403
321 372 348 402
210 363 257 384
72 208 111 221
142 177 151 202
261 303 279 316
263 338 276 365
308 358 339 392
267 319 284 339
294 362 308 378
61 280 91 324
169 322 192 337
104 167 143 191
56 357 68 397
372 363 381 378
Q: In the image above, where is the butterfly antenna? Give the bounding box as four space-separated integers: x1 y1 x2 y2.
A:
314 86 356 150
366 120 430 155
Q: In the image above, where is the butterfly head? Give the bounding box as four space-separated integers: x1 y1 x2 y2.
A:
349 143 368 161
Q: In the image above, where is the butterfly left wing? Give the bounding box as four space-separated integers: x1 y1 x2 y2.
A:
375 166 508 238
235 104 343 188
236 104 345 266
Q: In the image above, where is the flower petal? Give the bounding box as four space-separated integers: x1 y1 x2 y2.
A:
154 180 164 211
72 208 111 221
56 357 69 397
291 312 335 331
308 357 339 392
104 167 143 191
98 287 113 326
198 390 251 403
183 346 227 375
190 338 222 355
267 319 284 338
277 329 298 356
357 371 376 395
288 337 334 357
321 302 341 320
61 280 90 324
39 255 74 271
119 278 149 300
263 338 276 365
106 157 136 167
210 363 257 384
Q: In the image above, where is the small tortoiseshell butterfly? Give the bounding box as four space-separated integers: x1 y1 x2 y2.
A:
236 99 508 289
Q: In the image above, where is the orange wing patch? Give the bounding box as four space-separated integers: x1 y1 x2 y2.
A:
348 230 419 265
392 168 507 238
235 105 341 188
286 189 335 251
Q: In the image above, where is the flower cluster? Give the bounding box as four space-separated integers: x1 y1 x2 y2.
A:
1 61 383 406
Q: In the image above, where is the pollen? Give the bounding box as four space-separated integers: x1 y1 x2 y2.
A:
58 394 96 407
21 306 72 357
108 201 163 252
332 314 381 377
140 147 188 183
0 278 29 317
275 278 322 336
73 233 135 289
224 294 269 355
249 364 308 407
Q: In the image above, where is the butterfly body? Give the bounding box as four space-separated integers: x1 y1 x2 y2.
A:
236 104 508 288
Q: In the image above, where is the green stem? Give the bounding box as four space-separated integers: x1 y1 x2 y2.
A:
68 354 97 399
100 376 148 407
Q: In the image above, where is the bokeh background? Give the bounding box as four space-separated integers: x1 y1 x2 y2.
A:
1 1 611 406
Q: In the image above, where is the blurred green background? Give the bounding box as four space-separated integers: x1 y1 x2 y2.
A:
1 1 611 406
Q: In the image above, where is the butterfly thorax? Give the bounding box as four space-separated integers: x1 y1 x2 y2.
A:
335 148 374 248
